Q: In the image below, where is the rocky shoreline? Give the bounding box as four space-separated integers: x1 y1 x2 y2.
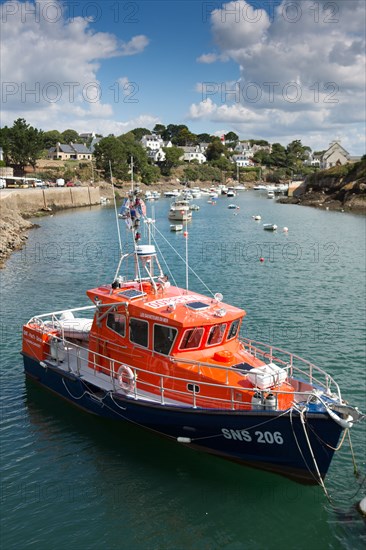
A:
0 183 114 267
278 160 366 214
0 208 35 267
277 192 366 213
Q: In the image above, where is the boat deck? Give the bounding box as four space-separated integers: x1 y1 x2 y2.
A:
46 343 190 407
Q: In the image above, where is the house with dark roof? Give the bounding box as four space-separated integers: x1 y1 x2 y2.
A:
48 142 93 161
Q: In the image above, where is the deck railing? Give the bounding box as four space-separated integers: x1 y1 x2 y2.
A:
28 307 343 409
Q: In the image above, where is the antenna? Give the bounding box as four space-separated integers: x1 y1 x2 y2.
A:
109 160 123 279
184 218 189 292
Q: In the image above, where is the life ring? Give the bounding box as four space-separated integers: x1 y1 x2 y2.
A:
117 364 135 392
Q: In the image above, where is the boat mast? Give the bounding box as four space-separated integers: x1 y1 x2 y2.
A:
110 160 124 280
130 156 134 193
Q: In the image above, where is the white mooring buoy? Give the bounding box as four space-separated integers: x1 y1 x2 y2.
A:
358 496 366 517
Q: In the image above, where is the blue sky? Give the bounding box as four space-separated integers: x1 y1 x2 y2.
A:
1 0 365 154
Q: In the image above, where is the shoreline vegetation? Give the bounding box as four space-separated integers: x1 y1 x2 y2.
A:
1 171 365 268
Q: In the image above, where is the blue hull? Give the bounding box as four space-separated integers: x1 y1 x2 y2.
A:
23 354 344 484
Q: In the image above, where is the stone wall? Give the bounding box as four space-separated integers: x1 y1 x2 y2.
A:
0 186 108 266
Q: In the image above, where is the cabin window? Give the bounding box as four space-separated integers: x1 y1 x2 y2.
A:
187 383 200 393
207 324 227 346
129 318 148 348
106 313 126 337
179 327 204 350
153 324 177 355
227 319 240 340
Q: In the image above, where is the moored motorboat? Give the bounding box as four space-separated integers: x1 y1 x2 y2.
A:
22 188 364 488
226 187 236 197
164 189 181 198
168 199 192 221
263 223 277 231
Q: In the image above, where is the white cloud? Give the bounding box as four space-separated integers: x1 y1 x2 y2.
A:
197 53 228 64
194 0 366 153
120 35 150 56
0 0 150 134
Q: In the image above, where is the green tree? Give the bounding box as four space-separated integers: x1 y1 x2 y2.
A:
286 140 311 169
269 143 287 167
61 129 80 143
249 139 269 147
196 133 213 143
252 149 271 166
160 146 184 176
0 118 44 171
211 156 233 172
141 163 160 184
174 128 197 146
94 137 127 180
225 131 238 143
165 124 189 144
206 140 226 161
130 127 151 141
94 134 154 183
152 124 166 136
43 130 62 149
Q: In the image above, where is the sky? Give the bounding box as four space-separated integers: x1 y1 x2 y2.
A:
1 0 365 154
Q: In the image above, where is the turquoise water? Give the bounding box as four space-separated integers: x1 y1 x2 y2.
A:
1 191 365 549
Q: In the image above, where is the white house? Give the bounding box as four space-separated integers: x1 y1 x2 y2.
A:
181 146 206 164
232 154 252 167
320 141 350 169
147 149 166 163
141 134 164 150
304 151 321 167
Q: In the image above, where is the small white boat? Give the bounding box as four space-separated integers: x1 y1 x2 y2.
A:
267 191 275 199
263 224 277 231
226 187 236 197
189 204 200 211
170 224 183 231
253 215 261 221
191 187 202 198
164 189 181 198
228 204 239 209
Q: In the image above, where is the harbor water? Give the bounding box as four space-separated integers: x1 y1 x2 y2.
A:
1 191 365 549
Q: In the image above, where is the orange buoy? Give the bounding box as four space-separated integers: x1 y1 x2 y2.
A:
183 231 188 238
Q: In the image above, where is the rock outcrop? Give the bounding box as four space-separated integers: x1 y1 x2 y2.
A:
279 160 366 212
